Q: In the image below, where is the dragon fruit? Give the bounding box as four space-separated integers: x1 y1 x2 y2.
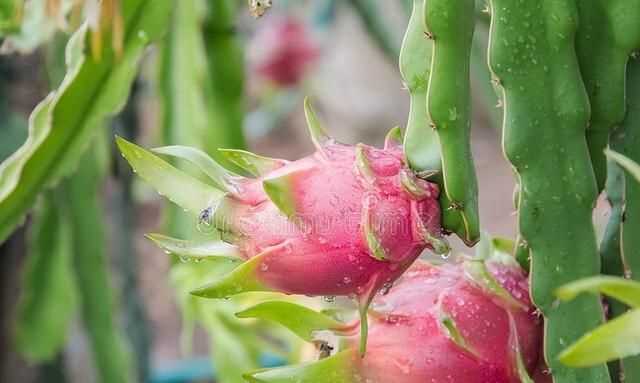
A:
116 99 445 350
242 256 543 383
250 16 319 86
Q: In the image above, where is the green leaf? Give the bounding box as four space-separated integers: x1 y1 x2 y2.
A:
145 233 242 262
205 313 257 383
218 148 286 178
14 191 76 361
116 137 223 215
556 276 640 308
152 145 239 192
190 250 274 298
606 148 640 185
262 175 298 219
244 349 356 383
0 0 172 244
236 301 353 342
559 309 640 367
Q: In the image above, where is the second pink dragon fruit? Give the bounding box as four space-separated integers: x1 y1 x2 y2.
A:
244 256 544 383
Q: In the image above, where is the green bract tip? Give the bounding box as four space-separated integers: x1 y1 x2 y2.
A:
384 126 403 149
218 148 287 178
304 97 332 152
152 145 239 193
354 144 376 185
262 174 298 219
115 136 224 214
189 251 272 298
236 300 354 342
145 233 242 262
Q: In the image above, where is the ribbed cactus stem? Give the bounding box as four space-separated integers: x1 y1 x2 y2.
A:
400 0 440 173
576 1 640 191
487 1 610 382
620 57 640 382
424 0 480 246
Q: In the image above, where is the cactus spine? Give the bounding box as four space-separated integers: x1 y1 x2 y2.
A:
487 1 610 382
575 1 640 191
424 0 480 246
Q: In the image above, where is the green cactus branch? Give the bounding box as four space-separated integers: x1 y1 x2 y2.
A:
487 1 610 382
424 0 480 246
620 57 640 382
576 1 640 192
600 159 626 383
400 0 440 173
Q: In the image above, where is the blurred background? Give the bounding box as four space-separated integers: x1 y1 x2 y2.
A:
0 0 609 382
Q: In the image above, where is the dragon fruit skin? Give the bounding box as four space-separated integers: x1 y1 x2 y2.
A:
211 136 443 298
244 258 543 383
356 260 542 383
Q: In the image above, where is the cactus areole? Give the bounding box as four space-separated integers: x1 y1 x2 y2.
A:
244 258 543 383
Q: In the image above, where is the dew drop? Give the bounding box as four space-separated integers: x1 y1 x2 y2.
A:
137 30 148 42
323 295 336 303
342 276 352 285
380 282 393 295
179 256 188 263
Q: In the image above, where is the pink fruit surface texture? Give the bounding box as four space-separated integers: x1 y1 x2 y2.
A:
246 258 543 383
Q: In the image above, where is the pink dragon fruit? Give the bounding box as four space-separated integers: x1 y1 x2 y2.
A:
116 99 445 349
250 16 319 86
242 256 543 383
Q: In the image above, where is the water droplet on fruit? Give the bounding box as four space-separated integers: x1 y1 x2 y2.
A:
380 282 393 295
440 250 452 260
342 276 352 285
260 263 269 271
179 256 188 263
